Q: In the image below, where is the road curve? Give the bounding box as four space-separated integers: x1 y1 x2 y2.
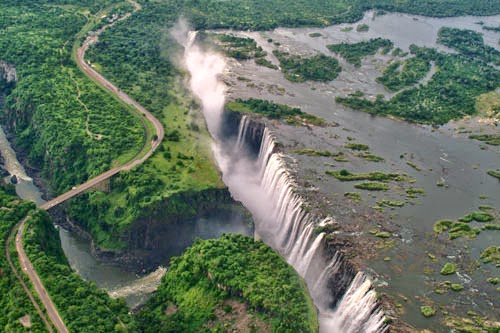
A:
10 1 164 332
40 0 164 211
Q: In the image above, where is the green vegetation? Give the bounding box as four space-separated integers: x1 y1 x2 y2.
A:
309 32 322 38
377 200 405 208
450 284 464 292
225 98 327 126
354 181 390 191
136 234 318 332
0 0 145 195
469 134 500 146
440 263 457 275
327 38 393 67
204 33 277 69
420 305 436 318
345 143 370 151
75 3 227 250
344 192 362 202
292 149 342 157
487 277 499 285
272 50 341 82
23 211 135 332
437 27 500 65
356 24 369 32
487 170 500 179
0 185 45 331
336 45 500 124
406 187 425 198
326 169 405 182
375 231 391 238
483 25 500 32
357 152 385 162
458 211 495 223
480 246 500 266
376 57 431 92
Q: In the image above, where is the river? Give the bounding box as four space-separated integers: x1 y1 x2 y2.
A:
217 10 500 331
0 125 161 307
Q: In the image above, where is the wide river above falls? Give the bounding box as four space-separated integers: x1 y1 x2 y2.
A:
219 10 500 330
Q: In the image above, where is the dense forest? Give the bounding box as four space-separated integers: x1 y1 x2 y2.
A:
23 211 135 332
0 185 45 332
336 42 500 124
136 234 318 332
376 57 431 92
0 0 145 195
327 38 394 67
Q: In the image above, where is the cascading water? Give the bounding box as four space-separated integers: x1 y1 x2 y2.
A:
180 27 387 333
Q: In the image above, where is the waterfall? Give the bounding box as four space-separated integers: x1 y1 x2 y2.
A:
182 28 387 333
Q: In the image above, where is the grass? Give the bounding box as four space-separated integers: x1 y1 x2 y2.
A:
487 170 500 180
354 181 390 191
440 263 456 275
406 161 422 171
458 212 495 223
292 149 342 157
357 152 384 162
480 246 500 266
469 134 500 146
377 200 404 208
326 169 405 182
345 143 369 151
344 192 361 202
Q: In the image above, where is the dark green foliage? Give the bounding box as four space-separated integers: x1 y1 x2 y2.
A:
169 0 500 31
483 25 500 32
438 27 500 65
136 234 318 332
226 98 327 126
0 1 144 194
23 211 136 332
0 186 45 332
458 212 495 223
326 169 404 182
354 181 390 191
376 57 431 92
469 134 500 146
272 50 341 82
210 33 267 60
337 46 500 124
487 170 500 179
292 149 342 157
327 38 393 67
345 143 370 151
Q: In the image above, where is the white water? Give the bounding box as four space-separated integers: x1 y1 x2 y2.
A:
182 29 386 333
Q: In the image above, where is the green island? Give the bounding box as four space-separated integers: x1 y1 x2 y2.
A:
202 33 278 69
469 134 500 146
487 170 500 179
437 27 500 65
336 44 500 124
376 57 431 92
135 234 318 332
326 169 406 182
327 38 393 67
433 210 498 240
272 50 342 82
225 98 327 126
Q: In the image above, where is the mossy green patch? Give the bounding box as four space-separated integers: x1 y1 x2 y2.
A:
354 181 390 191
420 306 436 318
480 246 500 266
440 262 457 275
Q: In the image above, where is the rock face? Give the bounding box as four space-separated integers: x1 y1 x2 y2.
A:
93 188 253 273
0 61 17 83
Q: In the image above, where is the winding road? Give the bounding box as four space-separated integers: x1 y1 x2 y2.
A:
6 1 164 331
